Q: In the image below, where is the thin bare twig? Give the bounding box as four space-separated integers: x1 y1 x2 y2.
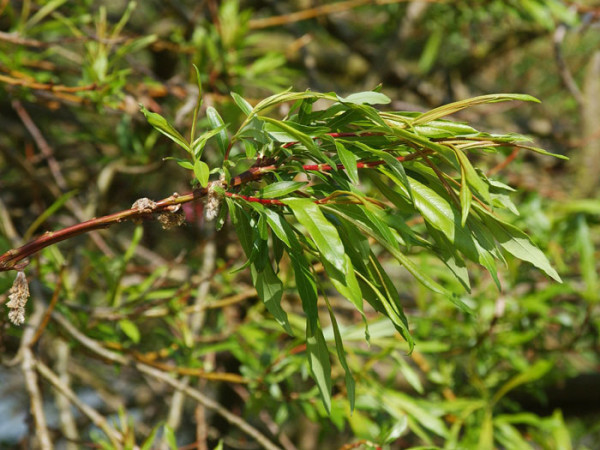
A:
21 299 53 450
12 99 114 255
248 0 434 30
2 74 98 93
52 339 79 450
36 360 124 447
51 311 281 450
137 364 281 450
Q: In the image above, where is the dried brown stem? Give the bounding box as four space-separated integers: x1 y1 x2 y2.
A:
248 0 431 30
51 311 281 450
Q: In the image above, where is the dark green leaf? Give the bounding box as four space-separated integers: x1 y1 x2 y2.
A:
335 141 359 184
251 262 293 335
284 198 347 274
324 297 355 412
259 181 307 199
306 320 332 414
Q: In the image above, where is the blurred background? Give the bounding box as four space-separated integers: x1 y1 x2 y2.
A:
1 1 599 448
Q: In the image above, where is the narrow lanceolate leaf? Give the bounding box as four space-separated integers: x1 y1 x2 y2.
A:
324 297 355 412
452 146 491 205
140 106 189 151
306 320 332 414
412 93 540 126
324 205 448 297
283 198 347 274
262 206 333 411
479 209 562 282
251 262 293 335
230 92 253 116
405 176 457 240
193 160 209 187
322 254 363 317
260 116 324 161
259 181 307 199
337 91 391 105
335 141 359 184
459 166 472 226
206 106 228 156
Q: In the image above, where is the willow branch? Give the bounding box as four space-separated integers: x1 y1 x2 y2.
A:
0 148 429 272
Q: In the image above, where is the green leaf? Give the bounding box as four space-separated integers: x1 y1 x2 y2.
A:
165 158 193 170
459 167 472 226
140 105 189 151
576 215 598 301
23 189 78 241
324 297 355 412
283 198 347 274
406 177 456 240
261 116 324 161
118 319 140 343
413 93 540 126
191 125 227 159
193 160 210 187
337 91 391 105
259 181 307 199
324 205 448 297
492 360 553 405
479 211 562 282
231 92 253 116
140 423 162 450
189 64 203 143
418 28 443 73
322 254 363 316
251 262 293 335
163 425 177 450
206 106 228 156
306 320 332 414
452 146 491 205
335 141 359 184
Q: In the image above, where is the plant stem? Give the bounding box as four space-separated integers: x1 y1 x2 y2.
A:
0 150 428 272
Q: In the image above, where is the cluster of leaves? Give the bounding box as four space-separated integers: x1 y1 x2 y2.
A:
3 1 598 448
143 85 564 411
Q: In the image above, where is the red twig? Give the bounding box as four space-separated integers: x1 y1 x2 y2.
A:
0 147 430 272
282 131 384 149
487 147 520 176
0 160 270 272
225 192 285 205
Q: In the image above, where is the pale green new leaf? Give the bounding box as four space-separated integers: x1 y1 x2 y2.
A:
479 210 562 282
231 92 253 115
337 91 391 105
140 106 189 151
413 93 540 126
206 106 228 156
193 160 210 187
